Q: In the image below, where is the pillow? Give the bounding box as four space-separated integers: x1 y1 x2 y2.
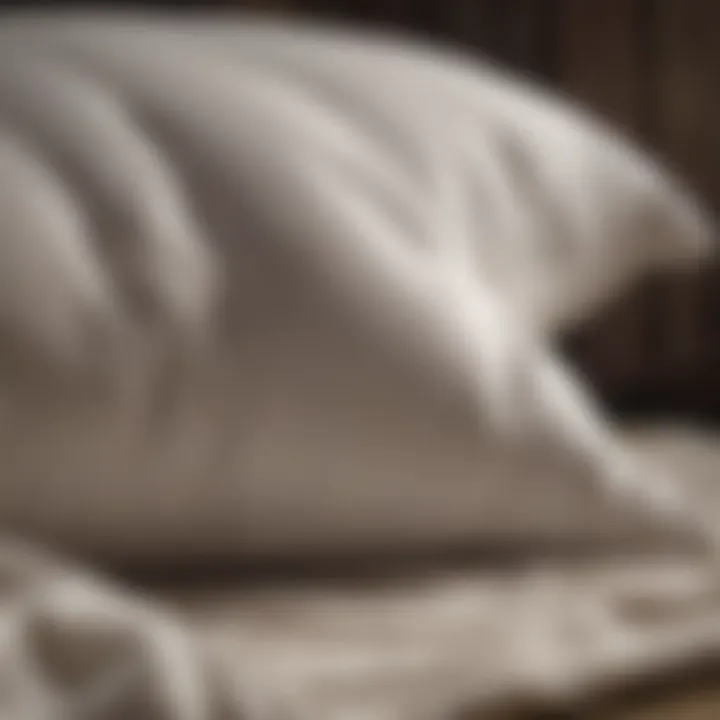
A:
0 15 709 563
141 15 716 336
3 14 714 333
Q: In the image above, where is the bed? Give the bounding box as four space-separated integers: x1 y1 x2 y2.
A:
134 425 720 719
0 13 717 719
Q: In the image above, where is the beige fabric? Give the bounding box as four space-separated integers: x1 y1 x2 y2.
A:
0 16 716 719
1 426 719 719
0 14 711 561
2 12 712 336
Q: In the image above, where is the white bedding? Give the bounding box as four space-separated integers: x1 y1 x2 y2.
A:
0 13 716 720
2 426 719 719
0 12 711 561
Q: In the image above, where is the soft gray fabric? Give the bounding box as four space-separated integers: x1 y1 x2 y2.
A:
0 16 716 718
1 426 719 719
1 12 712 334
0 13 715 720
0 13 711 562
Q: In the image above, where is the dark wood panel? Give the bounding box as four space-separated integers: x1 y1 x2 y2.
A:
642 0 719 408
556 0 646 395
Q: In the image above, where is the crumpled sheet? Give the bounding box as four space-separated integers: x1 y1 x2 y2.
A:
4 425 720 719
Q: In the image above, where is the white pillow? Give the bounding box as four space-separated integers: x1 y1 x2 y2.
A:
221 18 715 335
2 14 713 334
0 15 709 562
114 15 715 335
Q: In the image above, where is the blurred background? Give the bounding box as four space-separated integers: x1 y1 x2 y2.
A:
4 0 717 420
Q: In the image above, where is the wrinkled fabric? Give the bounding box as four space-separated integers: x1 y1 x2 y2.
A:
1 12 712 335
0 13 711 562
0 14 716 720
0 427 718 719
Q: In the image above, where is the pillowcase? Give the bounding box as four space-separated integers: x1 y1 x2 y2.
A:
0 15 709 564
169 16 716 336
